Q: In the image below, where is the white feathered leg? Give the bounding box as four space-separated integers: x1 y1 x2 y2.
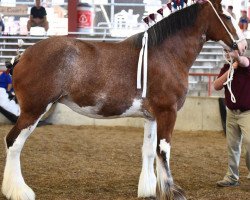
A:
2 103 52 200
2 123 38 200
138 120 157 198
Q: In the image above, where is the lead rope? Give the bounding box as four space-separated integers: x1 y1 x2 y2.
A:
205 0 238 103
222 52 236 103
137 31 148 98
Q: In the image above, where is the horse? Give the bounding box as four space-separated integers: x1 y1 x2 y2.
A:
1 0 248 200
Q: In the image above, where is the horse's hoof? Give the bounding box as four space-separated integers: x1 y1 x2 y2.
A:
2 183 35 200
138 172 156 198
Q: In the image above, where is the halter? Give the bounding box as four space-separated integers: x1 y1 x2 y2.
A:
206 0 243 103
206 0 243 50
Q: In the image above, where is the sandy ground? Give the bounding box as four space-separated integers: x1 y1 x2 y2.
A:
0 125 249 200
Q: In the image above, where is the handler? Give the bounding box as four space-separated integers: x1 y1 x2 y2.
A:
0 65 20 120
214 51 250 187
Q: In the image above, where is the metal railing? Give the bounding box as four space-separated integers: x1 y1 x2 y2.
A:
188 73 222 97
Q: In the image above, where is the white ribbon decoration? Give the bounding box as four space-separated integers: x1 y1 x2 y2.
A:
18 39 24 47
10 39 24 65
10 56 15 65
137 31 148 98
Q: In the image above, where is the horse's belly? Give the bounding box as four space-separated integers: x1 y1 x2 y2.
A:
60 98 144 119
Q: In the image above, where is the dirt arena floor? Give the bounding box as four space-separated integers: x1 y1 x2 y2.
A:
0 125 250 200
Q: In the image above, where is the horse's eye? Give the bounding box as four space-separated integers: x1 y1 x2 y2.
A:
226 15 231 20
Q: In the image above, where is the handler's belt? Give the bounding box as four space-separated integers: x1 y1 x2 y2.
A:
231 109 249 113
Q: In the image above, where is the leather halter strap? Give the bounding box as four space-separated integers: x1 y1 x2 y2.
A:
206 0 242 50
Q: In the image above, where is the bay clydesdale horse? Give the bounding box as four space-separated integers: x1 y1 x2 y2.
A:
2 0 247 199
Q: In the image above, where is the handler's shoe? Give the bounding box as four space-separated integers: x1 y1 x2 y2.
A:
216 179 240 187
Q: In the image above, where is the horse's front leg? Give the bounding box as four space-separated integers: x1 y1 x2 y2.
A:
155 108 186 200
138 119 157 198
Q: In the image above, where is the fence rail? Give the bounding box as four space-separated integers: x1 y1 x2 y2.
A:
189 73 220 97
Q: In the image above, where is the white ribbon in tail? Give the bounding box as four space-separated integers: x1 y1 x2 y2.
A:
18 39 24 48
10 39 24 65
223 52 236 103
137 31 148 98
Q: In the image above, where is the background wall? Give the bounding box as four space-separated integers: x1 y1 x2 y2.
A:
0 97 223 131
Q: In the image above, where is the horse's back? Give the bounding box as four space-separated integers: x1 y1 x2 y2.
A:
13 36 142 118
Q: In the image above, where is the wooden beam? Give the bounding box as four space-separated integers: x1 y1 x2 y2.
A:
68 0 78 33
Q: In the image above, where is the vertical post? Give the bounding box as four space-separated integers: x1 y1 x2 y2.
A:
68 0 78 35
111 0 115 27
208 75 211 96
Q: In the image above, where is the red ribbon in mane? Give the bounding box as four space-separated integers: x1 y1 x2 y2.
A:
149 13 156 22
157 8 164 17
167 2 172 12
143 17 150 26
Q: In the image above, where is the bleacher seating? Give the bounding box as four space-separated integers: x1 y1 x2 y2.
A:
189 41 224 97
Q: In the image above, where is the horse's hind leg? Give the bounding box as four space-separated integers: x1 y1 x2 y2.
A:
2 103 52 200
155 108 186 200
138 120 157 198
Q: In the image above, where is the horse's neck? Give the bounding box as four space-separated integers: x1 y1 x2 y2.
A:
156 26 206 70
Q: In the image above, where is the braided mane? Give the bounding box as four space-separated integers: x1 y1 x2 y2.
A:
135 3 201 47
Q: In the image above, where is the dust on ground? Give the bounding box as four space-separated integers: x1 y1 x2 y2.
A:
0 125 249 200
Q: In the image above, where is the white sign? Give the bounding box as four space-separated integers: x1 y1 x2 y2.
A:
0 5 28 16
52 0 64 5
94 0 108 4
1 0 16 7
79 0 108 4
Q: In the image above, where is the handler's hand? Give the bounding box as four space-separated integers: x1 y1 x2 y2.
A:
225 50 249 68
226 50 240 62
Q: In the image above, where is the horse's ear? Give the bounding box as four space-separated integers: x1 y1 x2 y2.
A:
196 0 207 4
211 0 222 6
212 0 223 12
200 0 222 5
201 0 222 12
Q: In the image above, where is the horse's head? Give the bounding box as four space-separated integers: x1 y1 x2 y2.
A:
204 0 248 55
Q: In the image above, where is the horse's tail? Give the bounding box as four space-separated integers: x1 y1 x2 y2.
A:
169 184 186 200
